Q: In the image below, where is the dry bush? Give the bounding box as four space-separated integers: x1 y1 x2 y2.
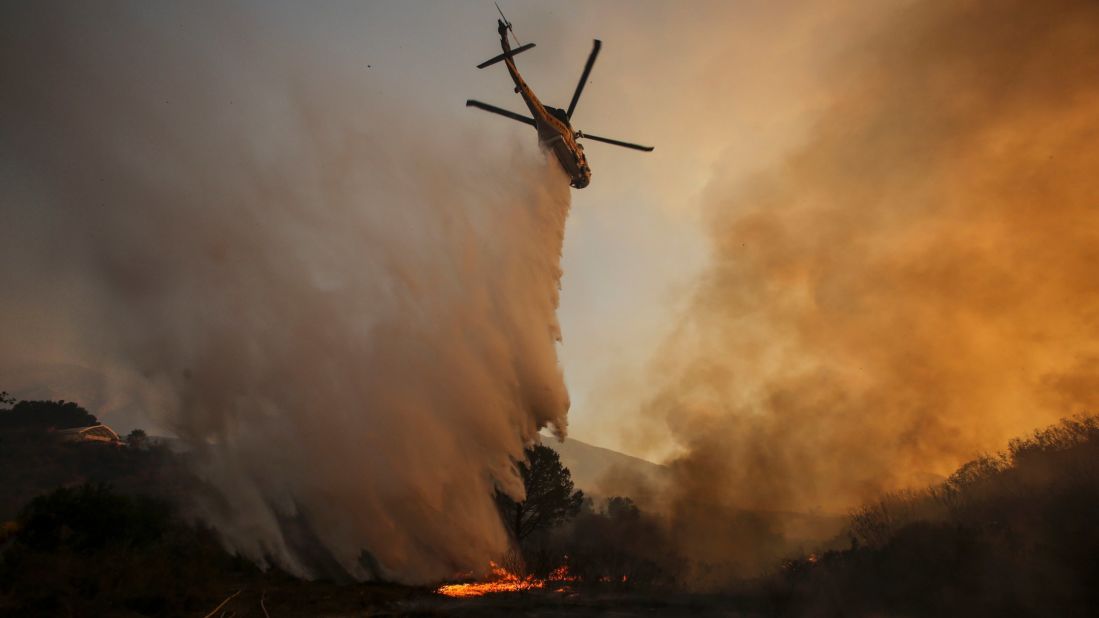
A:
775 415 1099 616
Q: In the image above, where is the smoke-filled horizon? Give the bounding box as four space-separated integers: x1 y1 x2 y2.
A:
609 0 1099 584
1 4 573 583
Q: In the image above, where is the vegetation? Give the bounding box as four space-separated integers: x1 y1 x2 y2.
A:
126 428 149 449
0 483 261 616
0 399 183 521
16 483 172 552
0 398 99 431
0 481 418 616
5 391 1099 614
0 395 417 616
495 444 584 544
772 416 1099 616
494 444 681 586
536 496 683 586
0 398 242 615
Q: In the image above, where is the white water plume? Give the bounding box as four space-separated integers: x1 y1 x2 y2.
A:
1 4 572 583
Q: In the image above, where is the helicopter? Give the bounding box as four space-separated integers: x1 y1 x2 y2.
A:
466 6 654 189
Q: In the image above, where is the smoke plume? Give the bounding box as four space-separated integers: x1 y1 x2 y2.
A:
636 0 1099 581
1 5 570 582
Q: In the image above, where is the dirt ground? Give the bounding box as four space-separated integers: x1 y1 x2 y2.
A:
199 583 760 617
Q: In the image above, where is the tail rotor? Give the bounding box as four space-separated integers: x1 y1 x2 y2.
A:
495 2 522 47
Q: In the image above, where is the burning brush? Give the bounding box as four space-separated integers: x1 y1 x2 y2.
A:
435 560 584 598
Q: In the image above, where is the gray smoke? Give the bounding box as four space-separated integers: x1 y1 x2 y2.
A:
0 4 571 582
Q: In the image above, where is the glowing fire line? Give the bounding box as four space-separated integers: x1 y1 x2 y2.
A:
435 561 594 598
436 562 543 598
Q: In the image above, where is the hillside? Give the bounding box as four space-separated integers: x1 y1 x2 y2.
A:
539 434 668 496
772 416 1099 616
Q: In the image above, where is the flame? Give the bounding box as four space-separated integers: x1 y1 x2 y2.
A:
435 561 545 598
435 561 585 598
548 564 579 582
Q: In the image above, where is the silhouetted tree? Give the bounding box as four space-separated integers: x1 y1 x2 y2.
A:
0 399 98 431
496 444 584 544
606 496 641 521
126 428 148 449
541 495 680 585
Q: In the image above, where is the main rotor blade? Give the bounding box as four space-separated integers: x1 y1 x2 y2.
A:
579 132 654 152
565 39 601 120
466 100 536 127
477 43 535 69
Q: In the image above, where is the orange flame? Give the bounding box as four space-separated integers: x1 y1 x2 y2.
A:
548 564 579 582
435 561 544 598
435 561 585 598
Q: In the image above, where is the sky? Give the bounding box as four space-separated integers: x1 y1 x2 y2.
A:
1 0 1068 461
3 0 862 460
293 0 873 461
234 0 852 461
450 0 891 461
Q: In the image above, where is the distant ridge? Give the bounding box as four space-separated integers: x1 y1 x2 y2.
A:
540 433 667 496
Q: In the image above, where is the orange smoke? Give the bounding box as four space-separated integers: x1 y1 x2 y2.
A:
628 0 1099 584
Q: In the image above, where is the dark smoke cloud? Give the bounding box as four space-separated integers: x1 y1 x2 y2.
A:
633 0 1099 583
1 4 570 582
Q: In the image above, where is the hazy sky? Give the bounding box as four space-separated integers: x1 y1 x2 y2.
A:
9 0 1091 474
275 0 877 461
464 0 876 459
4 0 866 460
